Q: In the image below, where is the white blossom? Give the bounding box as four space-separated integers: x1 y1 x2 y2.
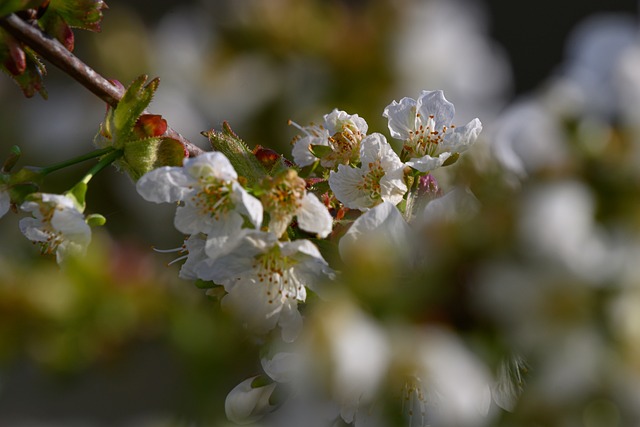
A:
291 109 368 168
383 90 482 173
328 133 407 211
339 201 414 268
225 376 278 425
136 151 263 260
19 193 91 264
261 169 333 239
196 230 333 342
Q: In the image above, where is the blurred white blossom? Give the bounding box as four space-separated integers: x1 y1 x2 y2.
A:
19 193 91 264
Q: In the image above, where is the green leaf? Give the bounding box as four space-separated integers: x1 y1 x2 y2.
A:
0 0 44 17
202 122 268 187
39 0 107 33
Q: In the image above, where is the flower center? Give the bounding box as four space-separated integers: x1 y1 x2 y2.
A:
253 247 303 306
402 375 427 427
36 208 64 256
357 159 385 203
192 177 234 220
324 126 363 166
261 170 306 220
405 113 454 158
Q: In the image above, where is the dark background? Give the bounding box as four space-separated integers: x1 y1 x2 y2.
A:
484 0 638 94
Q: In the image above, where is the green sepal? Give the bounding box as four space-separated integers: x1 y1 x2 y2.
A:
86 213 106 227
9 166 45 187
113 75 159 142
2 145 21 173
117 136 186 181
442 152 460 167
202 122 268 188
250 375 273 389
8 182 38 206
308 144 332 159
65 181 87 211
194 279 214 289
94 76 186 181
0 0 44 17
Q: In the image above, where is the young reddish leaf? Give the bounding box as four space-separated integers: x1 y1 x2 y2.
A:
0 0 46 17
0 30 26 75
133 114 167 139
38 10 74 50
38 0 107 33
4 45 47 98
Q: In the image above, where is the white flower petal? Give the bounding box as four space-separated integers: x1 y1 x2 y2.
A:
261 353 303 384
0 189 11 218
173 204 204 234
204 212 246 260
225 376 277 425
136 166 192 203
324 109 368 135
233 183 264 229
178 234 208 280
184 151 238 181
19 193 91 264
440 118 483 153
380 167 408 206
417 90 456 129
339 202 412 263
296 193 333 238
279 301 303 343
406 152 451 173
292 135 325 167
19 216 49 242
382 97 417 140
329 166 370 210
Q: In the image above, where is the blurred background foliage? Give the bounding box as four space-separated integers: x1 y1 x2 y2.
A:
1 0 640 425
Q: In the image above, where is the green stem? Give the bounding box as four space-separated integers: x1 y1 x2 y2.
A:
80 149 123 185
40 147 116 175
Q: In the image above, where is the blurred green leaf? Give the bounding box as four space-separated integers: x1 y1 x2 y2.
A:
0 0 44 17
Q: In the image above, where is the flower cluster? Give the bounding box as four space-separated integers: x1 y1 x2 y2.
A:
136 151 334 343
1 87 485 426
130 89 486 426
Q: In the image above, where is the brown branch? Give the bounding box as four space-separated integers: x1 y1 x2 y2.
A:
0 13 204 157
